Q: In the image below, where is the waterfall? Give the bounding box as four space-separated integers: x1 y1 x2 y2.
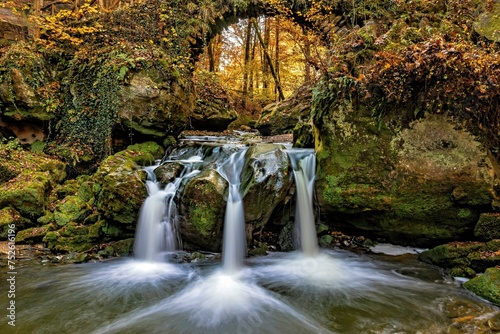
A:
134 158 201 262
285 148 319 257
217 148 248 274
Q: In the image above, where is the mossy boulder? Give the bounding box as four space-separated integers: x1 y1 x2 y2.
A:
241 144 294 232
180 168 226 252
42 223 99 253
256 86 312 136
94 152 148 225
315 109 494 246
54 195 93 226
16 225 49 243
473 2 500 42
474 213 500 241
126 141 165 163
463 266 500 306
418 241 500 277
191 70 237 131
0 207 30 239
0 171 52 218
117 70 194 137
111 238 135 257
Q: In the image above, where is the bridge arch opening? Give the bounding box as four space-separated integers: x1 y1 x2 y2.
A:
193 14 329 124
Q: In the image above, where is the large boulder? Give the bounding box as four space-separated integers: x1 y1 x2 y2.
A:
117 70 195 137
191 71 237 131
241 143 294 232
473 2 500 42
315 109 495 247
256 86 312 136
179 168 227 252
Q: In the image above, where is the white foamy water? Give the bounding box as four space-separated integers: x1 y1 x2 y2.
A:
217 147 248 274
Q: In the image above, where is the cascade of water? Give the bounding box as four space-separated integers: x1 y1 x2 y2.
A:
217 147 249 274
134 157 202 262
285 148 319 257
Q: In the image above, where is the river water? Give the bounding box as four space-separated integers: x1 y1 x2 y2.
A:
1 249 498 333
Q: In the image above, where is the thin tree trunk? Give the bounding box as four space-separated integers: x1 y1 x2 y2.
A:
241 19 252 107
34 0 42 39
262 17 270 92
251 18 284 101
208 38 215 72
274 18 281 101
303 28 311 84
249 28 257 99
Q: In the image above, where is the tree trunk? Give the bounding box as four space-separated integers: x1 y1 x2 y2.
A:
241 19 252 107
262 18 271 92
303 28 311 84
274 18 281 101
34 0 42 39
208 38 215 72
252 18 285 101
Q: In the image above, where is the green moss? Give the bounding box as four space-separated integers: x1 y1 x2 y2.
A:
473 3 500 42
0 171 51 218
458 208 473 218
463 267 500 305
474 213 500 241
126 141 165 160
16 226 48 243
190 204 217 236
112 238 134 257
42 225 98 253
54 196 93 226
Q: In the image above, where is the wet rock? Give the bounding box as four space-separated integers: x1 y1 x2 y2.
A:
278 221 295 252
319 234 334 247
242 144 294 232
155 162 184 184
248 242 268 256
180 168 226 252
463 266 500 306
